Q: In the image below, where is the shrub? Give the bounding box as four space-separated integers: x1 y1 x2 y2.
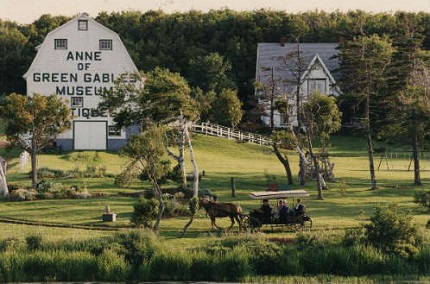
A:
364 204 420 256
25 235 43 251
130 198 158 228
37 167 65 178
414 190 430 212
162 196 190 217
8 188 37 201
0 238 25 252
114 230 158 267
6 182 26 191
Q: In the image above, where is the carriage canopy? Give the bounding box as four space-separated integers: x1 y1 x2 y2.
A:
249 190 310 200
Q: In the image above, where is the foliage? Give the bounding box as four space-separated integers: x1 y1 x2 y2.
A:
114 230 158 268
210 88 243 128
414 190 430 212
0 23 28 95
302 93 342 150
0 93 71 150
0 93 71 189
25 234 43 251
2 10 430 129
121 126 170 230
8 188 37 201
337 34 394 190
271 129 298 150
130 198 158 228
364 204 420 256
185 52 236 94
100 68 198 129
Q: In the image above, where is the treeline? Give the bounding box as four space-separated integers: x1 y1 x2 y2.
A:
1 9 430 107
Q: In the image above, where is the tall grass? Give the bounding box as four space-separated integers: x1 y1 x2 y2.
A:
0 230 429 282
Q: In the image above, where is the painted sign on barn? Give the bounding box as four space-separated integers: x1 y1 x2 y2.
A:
24 13 139 150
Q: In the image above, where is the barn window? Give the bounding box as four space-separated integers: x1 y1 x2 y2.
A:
54 39 68 50
78 20 88 31
99 39 113 50
108 126 121 136
71 97 83 108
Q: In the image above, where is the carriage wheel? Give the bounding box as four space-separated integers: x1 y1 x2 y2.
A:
242 216 251 232
243 216 262 233
250 216 262 231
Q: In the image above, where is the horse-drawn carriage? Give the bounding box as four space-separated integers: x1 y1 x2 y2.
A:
242 190 313 232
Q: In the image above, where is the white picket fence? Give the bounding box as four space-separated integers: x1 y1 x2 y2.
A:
191 122 272 146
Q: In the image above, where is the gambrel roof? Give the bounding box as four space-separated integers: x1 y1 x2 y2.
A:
255 43 340 95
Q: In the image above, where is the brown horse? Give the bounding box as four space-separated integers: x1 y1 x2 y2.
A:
199 197 243 231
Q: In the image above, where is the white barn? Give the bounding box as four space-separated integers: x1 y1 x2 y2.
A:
255 42 341 128
23 13 139 151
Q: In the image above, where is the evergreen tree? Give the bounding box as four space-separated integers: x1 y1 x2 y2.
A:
337 34 393 190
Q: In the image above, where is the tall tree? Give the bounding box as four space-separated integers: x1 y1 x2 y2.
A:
121 125 168 231
0 93 71 189
99 68 200 231
302 93 342 199
383 13 428 185
385 60 430 185
0 23 28 95
210 88 243 128
338 34 393 190
186 52 236 94
255 68 294 185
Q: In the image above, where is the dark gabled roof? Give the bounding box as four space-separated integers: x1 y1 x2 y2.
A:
256 43 340 89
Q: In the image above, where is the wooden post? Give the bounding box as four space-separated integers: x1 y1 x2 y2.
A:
231 177 236 197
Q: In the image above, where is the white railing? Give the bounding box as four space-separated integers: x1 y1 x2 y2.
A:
191 122 272 146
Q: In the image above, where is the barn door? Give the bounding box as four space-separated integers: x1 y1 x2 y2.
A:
74 121 107 150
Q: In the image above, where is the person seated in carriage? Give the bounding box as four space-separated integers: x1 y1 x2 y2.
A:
277 199 289 222
252 199 274 222
294 199 306 216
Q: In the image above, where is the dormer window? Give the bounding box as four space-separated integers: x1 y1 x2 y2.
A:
78 20 88 31
99 39 113 50
54 39 68 50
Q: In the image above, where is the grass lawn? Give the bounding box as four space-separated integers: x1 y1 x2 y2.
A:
0 133 429 244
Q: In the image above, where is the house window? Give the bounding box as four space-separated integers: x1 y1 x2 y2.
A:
308 79 327 94
99 39 113 50
108 126 121 136
279 114 289 126
54 39 68 50
78 20 88 31
70 97 83 108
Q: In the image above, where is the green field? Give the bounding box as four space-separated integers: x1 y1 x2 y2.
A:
0 133 429 243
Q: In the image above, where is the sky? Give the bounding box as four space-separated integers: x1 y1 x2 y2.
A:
1 0 429 24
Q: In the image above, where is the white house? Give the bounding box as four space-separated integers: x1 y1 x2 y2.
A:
255 42 341 128
23 13 139 151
